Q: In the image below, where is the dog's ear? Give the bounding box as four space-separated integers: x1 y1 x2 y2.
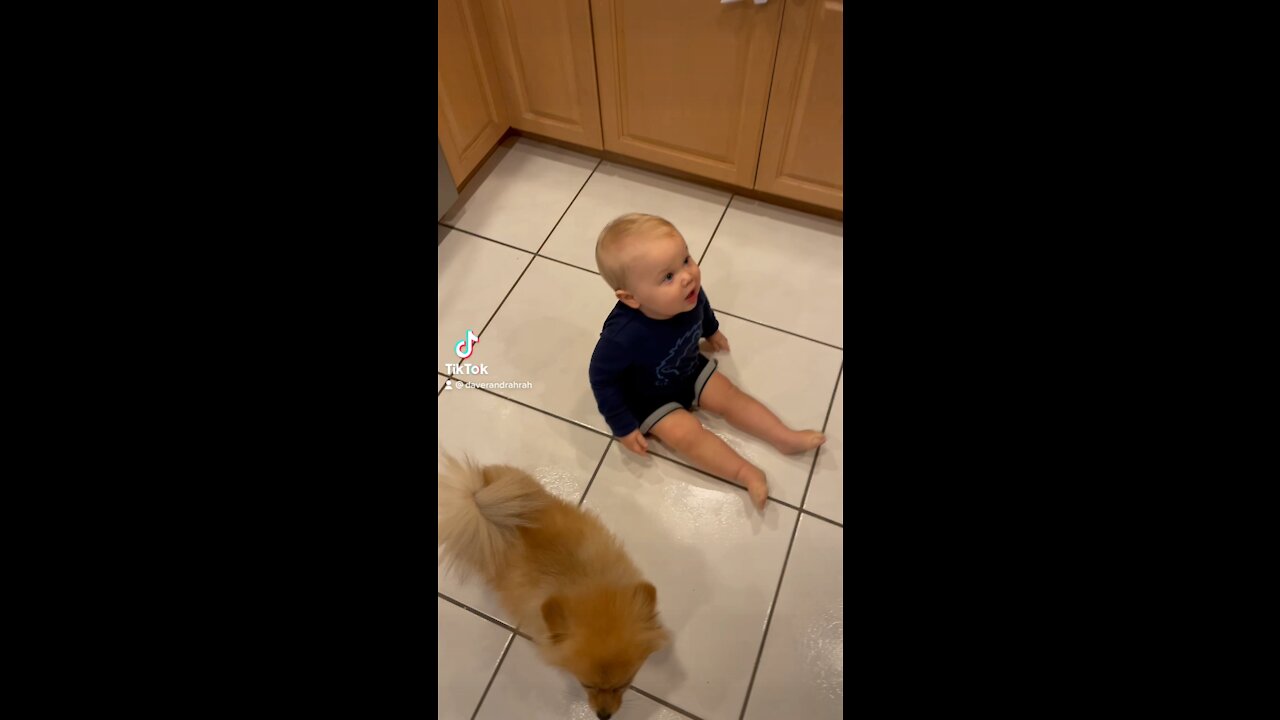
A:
541 595 569 644
634 582 657 613
649 625 672 654
634 582 668 652
633 582 658 620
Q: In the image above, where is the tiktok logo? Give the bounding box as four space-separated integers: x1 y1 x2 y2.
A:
454 329 479 360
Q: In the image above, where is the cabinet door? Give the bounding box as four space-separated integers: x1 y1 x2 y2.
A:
754 0 843 211
438 0 509 187
591 0 783 187
482 0 603 150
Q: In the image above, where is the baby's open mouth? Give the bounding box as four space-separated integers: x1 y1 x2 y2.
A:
686 287 697 302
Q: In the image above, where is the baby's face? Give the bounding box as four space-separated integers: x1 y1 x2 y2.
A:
619 230 702 320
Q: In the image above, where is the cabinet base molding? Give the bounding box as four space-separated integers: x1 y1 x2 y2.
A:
508 129 843 222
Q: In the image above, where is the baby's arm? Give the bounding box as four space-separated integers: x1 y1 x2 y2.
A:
588 338 646 453
699 289 730 352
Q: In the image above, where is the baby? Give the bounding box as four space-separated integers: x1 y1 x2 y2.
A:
588 213 825 512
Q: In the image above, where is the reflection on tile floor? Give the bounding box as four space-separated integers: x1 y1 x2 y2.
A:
438 137 843 720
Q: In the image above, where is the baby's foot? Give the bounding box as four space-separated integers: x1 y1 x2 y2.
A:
736 464 768 513
773 430 827 455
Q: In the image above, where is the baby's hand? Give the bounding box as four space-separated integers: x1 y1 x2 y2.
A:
707 330 731 353
619 430 649 455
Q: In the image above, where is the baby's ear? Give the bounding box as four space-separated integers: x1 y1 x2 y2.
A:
541 595 569 644
615 289 640 309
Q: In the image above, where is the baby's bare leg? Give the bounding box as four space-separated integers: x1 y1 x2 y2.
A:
698 373 826 455
650 409 768 512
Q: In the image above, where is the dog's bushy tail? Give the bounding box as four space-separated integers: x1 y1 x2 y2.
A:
438 453 548 582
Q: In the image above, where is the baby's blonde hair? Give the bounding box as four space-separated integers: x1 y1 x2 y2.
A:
595 213 680 291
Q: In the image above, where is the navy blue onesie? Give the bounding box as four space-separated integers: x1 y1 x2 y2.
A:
588 288 722 438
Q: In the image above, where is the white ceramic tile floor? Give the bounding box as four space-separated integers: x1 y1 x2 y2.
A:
441 136 599 252
464 256 618 431
438 139 842 720
438 597 513 720
437 228 532 370
700 196 845 347
741 515 844 720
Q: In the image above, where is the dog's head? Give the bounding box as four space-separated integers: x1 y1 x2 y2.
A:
540 582 669 720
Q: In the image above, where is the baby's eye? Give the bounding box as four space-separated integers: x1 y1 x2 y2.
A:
663 272 673 282
683 256 690 265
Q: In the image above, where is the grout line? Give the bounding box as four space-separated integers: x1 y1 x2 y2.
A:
438 591 519 635
469 631 516 720
737 511 804 720
461 384 615 439
630 686 705 720
532 252 599 276
799 508 843 529
699 196 733 266
439 222 536 256
534 159 602 256
477 253 538 339
577 439 613 507
798 362 843 511
440 219 600 277
711 309 844 351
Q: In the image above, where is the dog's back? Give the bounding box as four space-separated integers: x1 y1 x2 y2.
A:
438 454 644 630
496 490 644 632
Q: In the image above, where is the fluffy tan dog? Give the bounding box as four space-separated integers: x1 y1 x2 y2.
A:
438 455 669 720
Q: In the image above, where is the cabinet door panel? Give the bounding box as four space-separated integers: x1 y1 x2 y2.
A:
755 0 843 210
591 0 783 187
483 0 603 149
438 0 509 186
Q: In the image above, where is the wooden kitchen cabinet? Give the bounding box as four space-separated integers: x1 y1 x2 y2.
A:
438 0 509 187
754 0 844 211
590 0 784 188
481 0 603 150
438 0 843 215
